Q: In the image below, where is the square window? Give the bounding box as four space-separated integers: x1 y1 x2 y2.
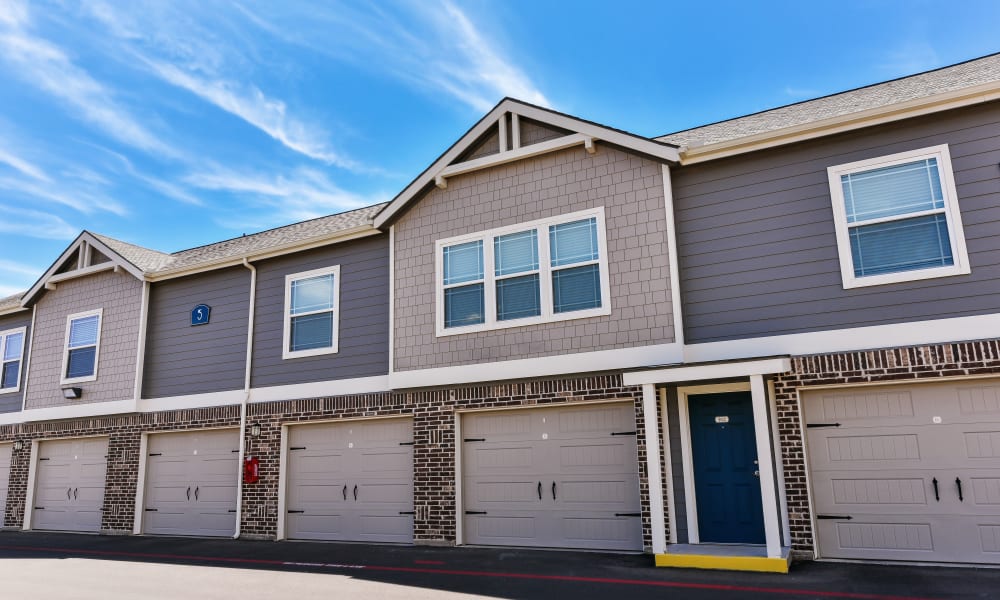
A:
283 266 340 359
827 145 969 288
61 310 101 384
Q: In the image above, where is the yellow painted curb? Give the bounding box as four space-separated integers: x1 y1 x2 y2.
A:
654 552 791 573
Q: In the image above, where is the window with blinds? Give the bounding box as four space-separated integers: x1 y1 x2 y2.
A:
62 309 102 384
436 208 610 336
0 327 25 393
827 145 970 289
283 265 341 359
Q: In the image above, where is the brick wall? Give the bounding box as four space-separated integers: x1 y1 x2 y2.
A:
393 144 675 371
773 339 1000 559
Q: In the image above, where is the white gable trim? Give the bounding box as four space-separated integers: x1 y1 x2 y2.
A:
23 232 146 305
373 99 680 229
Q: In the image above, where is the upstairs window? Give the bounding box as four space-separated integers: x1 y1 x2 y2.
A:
62 309 102 384
283 265 340 359
0 327 25 393
436 208 611 336
827 145 970 288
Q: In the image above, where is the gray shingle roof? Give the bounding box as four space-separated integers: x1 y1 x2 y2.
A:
103 202 385 275
658 53 1000 148
0 293 23 312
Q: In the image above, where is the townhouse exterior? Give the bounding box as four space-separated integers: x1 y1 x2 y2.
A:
1 53 999 572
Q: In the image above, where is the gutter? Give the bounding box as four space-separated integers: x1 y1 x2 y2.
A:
234 257 257 539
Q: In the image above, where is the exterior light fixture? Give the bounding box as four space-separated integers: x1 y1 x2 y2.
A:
62 387 82 400
250 422 261 437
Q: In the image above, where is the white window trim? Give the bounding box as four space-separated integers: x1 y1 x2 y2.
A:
435 207 612 337
0 326 27 394
282 264 341 360
61 308 102 385
827 144 970 289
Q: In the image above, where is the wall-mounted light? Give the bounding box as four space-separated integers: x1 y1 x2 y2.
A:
250 422 261 437
62 387 82 400
12 440 23 452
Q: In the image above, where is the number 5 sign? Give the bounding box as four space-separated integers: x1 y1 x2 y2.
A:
191 304 211 326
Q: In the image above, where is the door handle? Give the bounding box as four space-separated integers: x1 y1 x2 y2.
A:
956 477 964 502
353 485 358 501
551 481 557 500
932 477 940 502
74 488 78 500
753 471 760 478
195 487 200 501
67 488 71 500
342 484 347 501
537 481 542 500
186 486 191 501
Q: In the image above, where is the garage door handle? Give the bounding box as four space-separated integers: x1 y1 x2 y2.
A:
195 487 199 501
956 477 964 502
537 481 542 500
186 487 191 500
288 510 305 514
551 481 557 500
67 488 71 500
74 488 78 500
616 513 641 517
932 477 940 502
353 485 358 501
343 485 347 500
816 514 853 520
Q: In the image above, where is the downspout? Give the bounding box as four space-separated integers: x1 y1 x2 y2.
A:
234 258 257 539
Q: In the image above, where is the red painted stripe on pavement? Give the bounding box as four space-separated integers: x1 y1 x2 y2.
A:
0 544 936 600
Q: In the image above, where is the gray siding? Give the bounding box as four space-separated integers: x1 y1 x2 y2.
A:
393 144 676 372
666 389 687 543
0 310 31 413
674 100 1000 343
251 235 389 387
24 270 142 408
142 266 251 398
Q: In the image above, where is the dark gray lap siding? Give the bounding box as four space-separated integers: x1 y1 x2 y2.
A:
674 100 1000 343
250 235 389 387
143 267 251 398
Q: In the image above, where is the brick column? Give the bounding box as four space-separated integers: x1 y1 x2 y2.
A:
101 430 141 533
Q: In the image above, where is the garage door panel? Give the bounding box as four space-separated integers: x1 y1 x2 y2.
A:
356 481 410 504
359 449 410 473
555 475 639 508
469 479 541 505
290 483 348 505
467 445 535 472
33 438 108 533
294 453 345 476
559 515 641 550
555 406 635 438
286 513 347 540
556 442 630 472
464 413 533 440
468 514 537 541
357 514 412 542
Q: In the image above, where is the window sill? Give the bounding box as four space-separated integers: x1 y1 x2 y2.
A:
436 305 612 337
282 345 339 360
61 374 97 385
841 264 971 289
0 387 20 395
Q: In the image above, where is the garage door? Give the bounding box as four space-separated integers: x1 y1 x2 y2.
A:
462 403 642 551
286 418 413 542
32 437 108 532
805 380 1000 564
143 429 239 537
0 443 11 525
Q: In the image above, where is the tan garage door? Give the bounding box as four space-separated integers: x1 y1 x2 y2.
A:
0 443 11 524
462 403 642 551
286 418 413 543
143 429 239 537
32 437 108 532
805 380 1000 564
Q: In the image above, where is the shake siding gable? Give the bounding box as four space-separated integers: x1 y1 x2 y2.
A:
250 235 389 387
0 312 31 413
674 100 1000 344
142 266 251 399
24 270 142 409
393 144 676 372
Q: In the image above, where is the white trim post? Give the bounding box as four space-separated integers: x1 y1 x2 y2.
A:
750 374 782 558
659 387 677 544
642 383 666 553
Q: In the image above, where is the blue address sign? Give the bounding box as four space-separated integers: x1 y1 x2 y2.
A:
191 304 211 326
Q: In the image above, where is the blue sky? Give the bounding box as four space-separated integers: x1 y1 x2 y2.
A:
1 0 999 296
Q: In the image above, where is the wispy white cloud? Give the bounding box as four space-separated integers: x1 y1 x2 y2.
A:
0 144 49 181
0 205 78 240
237 0 549 113
0 258 42 278
185 165 380 222
83 142 203 206
0 175 127 216
0 6 180 159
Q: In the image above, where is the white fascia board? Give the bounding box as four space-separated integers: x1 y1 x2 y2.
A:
437 133 592 180
23 232 146 305
389 343 682 389
0 305 29 317
137 390 246 412
0 399 137 424
623 357 791 386
251 375 390 403
373 99 680 229
683 313 1000 365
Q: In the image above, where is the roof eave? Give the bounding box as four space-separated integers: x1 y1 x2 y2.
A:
675 80 1000 165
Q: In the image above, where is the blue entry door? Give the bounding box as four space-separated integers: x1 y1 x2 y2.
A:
688 391 765 544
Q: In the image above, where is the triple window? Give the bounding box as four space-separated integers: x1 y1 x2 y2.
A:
436 208 611 335
827 144 970 288
0 327 25 393
283 265 341 359
62 309 102 384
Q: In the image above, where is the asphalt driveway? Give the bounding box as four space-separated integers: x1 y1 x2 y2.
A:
0 531 995 599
